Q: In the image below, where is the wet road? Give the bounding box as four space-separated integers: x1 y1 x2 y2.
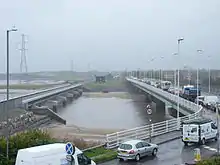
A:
58 93 172 130
100 138 218 165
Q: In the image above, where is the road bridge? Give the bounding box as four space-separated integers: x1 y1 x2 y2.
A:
0 83 83 124
0 83 82 110
126 77 199 116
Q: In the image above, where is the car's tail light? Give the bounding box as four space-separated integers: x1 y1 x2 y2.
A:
129 150 135 154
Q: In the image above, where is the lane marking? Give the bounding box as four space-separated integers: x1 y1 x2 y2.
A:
203 145 218 152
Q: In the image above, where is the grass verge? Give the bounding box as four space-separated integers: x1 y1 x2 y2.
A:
84 147 117 164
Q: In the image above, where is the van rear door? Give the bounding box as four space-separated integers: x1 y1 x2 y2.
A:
183 124 199 142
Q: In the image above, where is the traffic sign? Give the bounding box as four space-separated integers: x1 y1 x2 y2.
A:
65 142 75 155
147 108 152 115
146 104 151 109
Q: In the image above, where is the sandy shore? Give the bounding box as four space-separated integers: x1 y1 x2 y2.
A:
46 124 124 142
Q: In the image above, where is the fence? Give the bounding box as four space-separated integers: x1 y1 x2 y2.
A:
106 107 203 148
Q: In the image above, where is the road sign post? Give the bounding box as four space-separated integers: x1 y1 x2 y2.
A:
65 142 75 165
146 104 152 143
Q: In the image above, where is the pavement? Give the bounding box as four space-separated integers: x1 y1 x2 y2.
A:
99 138 219 165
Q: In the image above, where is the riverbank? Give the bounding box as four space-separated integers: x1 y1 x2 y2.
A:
84 80 127 92
83 92 132 99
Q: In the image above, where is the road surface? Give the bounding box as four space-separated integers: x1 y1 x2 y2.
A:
100 138 218 165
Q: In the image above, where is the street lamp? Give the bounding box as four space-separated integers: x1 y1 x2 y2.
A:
177 38 184 129
173 53 178 89
150 58 155 81
197 49 203 111
160 56 164 83
6 27 18 158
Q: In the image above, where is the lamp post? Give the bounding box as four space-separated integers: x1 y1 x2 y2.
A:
177 38 184 129
6 27 18 158
208 55 211 93
150 58 154 81
173 53 178 89
160 56 164 83
146 104 152 143
197 49 203 111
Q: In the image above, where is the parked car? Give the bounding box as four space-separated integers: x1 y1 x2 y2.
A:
117 139 158 161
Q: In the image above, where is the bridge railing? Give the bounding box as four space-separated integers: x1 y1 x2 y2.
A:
106 107 203 149
23 84 82 104
0 83 72 103
127 77 199 113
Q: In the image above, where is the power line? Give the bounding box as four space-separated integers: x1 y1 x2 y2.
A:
71 60 73 72
19 34 28 74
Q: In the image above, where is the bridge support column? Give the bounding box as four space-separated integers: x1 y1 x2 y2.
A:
56 95 67 107
66 93 74 102
154 99 165 116
145 94 152 103
167 107 184 118
46 100 59 113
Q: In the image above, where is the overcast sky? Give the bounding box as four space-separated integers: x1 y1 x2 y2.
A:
0 0 219 73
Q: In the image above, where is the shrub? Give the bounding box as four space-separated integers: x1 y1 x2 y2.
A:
196 156 220 165
0 129 56 165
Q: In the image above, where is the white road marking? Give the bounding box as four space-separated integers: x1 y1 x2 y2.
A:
203 145 218 152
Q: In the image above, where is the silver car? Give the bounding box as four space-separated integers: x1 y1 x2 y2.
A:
117 139 158 161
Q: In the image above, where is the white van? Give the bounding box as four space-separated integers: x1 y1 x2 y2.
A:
160 81 172 91
15 143 96 165
182 118 218 145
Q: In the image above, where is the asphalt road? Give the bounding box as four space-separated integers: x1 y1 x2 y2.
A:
99 138 218 165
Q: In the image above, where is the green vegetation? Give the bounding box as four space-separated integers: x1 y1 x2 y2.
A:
0 129 116 165
84 146 117 163
85 80 126 92
0 84 56 90
0 129 56 165
196 156 220 165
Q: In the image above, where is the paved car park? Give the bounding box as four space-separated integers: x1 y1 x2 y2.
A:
100 138 219 165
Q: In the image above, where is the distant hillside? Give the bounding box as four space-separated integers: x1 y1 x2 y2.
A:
0 71 121 81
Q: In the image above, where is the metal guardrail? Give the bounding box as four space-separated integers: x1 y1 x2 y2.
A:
0 83 72 103
106 107 203 148
23 84 82 104
105 77 203 149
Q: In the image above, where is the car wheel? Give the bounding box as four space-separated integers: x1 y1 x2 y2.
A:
201 138 206 145
184 142 188 146
118 158 123 161
152 148 158 156
215 134 219 141
135 154 140 162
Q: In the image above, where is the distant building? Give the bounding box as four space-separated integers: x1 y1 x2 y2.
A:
94 73 114 83
95 73 106 83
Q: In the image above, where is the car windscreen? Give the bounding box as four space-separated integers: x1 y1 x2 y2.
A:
119 144 132 150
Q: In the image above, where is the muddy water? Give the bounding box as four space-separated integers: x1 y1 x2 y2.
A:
58 92 172 130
